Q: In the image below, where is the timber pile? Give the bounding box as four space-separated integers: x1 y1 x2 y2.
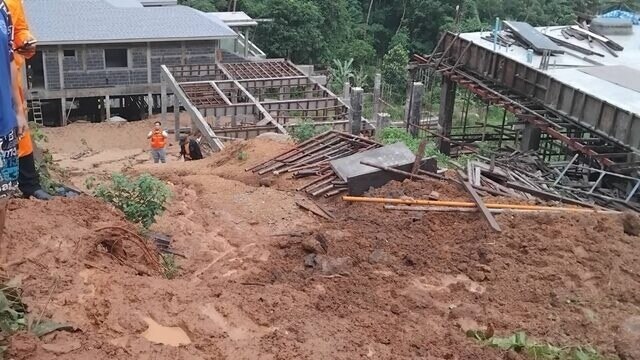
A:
247 130 382 198
465 151 639 211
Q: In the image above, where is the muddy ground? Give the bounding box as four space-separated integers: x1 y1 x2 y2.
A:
1 119 639 359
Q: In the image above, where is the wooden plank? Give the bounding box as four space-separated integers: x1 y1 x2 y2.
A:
411 139 428 176
456 170 502 232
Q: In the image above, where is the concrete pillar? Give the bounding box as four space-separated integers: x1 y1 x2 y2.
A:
174 96 180 141
403 74 415 125
160 75 167 122
377 112 390 133
105 95 111 120
343 82 350 105
408 82 424 138
349 87 363 135
520 123 541 151
372 73 382 125
147 92 153 117
60 98 67 126
437 77 457 155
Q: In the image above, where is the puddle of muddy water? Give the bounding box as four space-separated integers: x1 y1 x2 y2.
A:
140 317 191 346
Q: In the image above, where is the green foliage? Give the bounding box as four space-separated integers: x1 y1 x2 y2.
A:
28 121 62 196
252 0 325 64
329 58 354 92
28 122 47 143
468 330 610 360
377 127 474 167
290 120 329 143
89 173 171 229
237 150 248 161
161 254 180 279
0 276 72 351
381 42 409 102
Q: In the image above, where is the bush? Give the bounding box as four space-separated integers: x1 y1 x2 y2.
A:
89 173 171 228
290 120 329 143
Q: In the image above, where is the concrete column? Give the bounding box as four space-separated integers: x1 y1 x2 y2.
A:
349 87 363 135
343 82 350 105
174 95 180 141
160 75 167 122
403 75 414 125
105 95 111 120
520 123 541 151
408 82 424 138
437 77 457 155
377 112 390 132
373 73 382 126
147 92 153 118
60 98 67 126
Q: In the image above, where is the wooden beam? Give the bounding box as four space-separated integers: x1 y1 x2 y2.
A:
456 170 502 232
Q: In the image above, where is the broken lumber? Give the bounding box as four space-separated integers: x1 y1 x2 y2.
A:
456 170 502 232
296 200 332 220
341 196 610 212
384 205 620 214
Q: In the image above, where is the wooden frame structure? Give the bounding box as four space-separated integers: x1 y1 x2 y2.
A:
160 59 348 150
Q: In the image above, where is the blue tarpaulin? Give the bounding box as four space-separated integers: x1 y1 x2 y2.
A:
600 10 640 25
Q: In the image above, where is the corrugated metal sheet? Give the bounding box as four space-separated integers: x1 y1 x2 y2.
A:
24 0 237 45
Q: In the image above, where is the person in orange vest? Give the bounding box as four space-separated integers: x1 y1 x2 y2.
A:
147 121 168 163
6 0 50 200
1 0 29 248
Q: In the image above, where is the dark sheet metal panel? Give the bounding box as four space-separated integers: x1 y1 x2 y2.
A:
580 65 640 93
504 21 564 54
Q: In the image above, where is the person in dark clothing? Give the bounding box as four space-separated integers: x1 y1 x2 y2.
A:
179 134 203 161
18 152 51 199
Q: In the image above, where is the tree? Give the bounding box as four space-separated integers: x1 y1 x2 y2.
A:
381 36 409 101
178 0 227 11
252 0 326 64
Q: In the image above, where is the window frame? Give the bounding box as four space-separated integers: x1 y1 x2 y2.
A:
103 48 130 69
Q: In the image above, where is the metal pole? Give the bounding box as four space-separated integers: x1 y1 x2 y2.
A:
161 74 167 123
493 17 500 52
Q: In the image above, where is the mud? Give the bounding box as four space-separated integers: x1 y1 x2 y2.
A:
2 120 638 359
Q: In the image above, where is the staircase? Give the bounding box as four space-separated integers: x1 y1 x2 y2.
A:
28 91 44 125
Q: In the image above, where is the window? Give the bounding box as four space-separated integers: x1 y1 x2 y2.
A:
63 49 76 57
104 49 128 68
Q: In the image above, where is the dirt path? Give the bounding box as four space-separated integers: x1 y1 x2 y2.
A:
2 121 639 359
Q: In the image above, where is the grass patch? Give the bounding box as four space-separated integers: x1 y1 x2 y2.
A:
237 150 248 161
290 120 330 143
29 122 67 195
160 254 180 279
0 276 73 355
376 127 474 168
87 173 171 229
468 330 612 360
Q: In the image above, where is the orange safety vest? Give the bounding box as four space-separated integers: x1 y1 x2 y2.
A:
150 130 166 149
7 0 35 158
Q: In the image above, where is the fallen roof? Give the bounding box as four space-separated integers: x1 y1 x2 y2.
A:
24 0 237 45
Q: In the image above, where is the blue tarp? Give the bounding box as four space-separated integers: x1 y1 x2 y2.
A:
600 10 640 25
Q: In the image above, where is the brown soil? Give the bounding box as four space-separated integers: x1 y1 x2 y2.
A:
2 120 639 359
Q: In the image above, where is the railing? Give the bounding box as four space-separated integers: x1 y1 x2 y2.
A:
219 34 266 60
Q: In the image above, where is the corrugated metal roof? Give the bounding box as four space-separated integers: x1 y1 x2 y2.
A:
24 0 237 45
